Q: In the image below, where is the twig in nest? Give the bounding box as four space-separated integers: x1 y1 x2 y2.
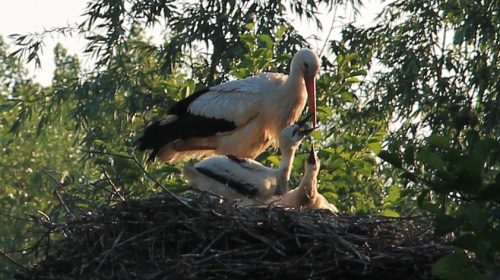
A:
84 150 194 210
101 169 125 202
95 230 124 272
0 248 27 272
131 155 194 210
41 169 76 219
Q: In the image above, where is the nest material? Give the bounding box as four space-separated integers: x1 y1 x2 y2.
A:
22 193 450 279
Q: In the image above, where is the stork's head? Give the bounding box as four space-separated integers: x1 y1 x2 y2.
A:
279 115 313 150
291 48 320 128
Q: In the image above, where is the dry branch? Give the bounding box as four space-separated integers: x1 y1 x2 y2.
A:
19 193 450 279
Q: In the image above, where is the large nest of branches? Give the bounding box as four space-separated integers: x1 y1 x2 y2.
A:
20 192 450 279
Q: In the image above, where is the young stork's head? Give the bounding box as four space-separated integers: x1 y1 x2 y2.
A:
278 115 314 151
304 146 338 213
306 146 320 175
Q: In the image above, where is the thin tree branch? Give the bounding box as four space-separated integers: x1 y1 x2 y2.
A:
0 248 27 272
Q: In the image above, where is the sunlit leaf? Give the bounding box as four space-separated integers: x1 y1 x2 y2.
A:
381 209 400 217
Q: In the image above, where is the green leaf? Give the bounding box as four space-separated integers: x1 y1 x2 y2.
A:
321 191 338 202
472 138 498 165
367 141 382 154
378 150 402 168
462 203 490 232
240 34 255 48
275 24 286 39
157 165 180 175
381 209 400 217
417 148 444 171
350 69 367 76
310 130 322 140
432 251 488 280
384 186 401 204
403 146 415 165
453 234 478 251
340 91 356 103
435 214 462 235
257 34 273 49
428 135 451 148
244 23 254 31
266 155 281 166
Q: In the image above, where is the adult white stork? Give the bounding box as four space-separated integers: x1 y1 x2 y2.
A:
273 147 338 212
137 48 320 162
182 118 312 202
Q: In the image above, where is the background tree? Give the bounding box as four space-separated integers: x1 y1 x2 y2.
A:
340 0 499 277
0 0 498 279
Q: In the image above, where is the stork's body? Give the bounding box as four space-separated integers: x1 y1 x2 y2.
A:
183 120 311 201
273 148 338 212
137 49 320 162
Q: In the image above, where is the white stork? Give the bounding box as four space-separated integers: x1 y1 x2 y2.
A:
137 48 320 162
272 147 338 212
182 118 313 202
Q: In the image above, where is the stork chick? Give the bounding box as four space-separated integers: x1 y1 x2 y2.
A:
183 117 313 202
273 147 338 213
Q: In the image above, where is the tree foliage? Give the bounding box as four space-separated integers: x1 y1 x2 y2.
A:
339 0 500 277
0 0 499 278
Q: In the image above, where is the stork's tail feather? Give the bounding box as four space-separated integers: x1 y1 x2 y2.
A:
137 112 237 162
136 121 165 161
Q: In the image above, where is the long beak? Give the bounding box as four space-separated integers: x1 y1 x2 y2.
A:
307 146 316 165
304 75 317 129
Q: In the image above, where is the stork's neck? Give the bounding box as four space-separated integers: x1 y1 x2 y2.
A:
285 68 305 92
268 71 307 132
275 146 298 195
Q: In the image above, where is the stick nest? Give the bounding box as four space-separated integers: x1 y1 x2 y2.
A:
21 193 450 279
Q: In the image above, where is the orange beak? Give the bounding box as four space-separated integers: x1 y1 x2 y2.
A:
305 75 317 129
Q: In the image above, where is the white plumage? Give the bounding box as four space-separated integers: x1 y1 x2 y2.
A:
182 118 312 202
272 147 338 213
137 48 320 163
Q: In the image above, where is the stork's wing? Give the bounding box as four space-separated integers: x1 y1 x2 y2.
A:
138 75 268 161
184 77 264 126
194 155 275 197
226 155 267 171
194 166 259 197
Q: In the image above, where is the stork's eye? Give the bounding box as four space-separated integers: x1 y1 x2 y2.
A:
303 62 309 69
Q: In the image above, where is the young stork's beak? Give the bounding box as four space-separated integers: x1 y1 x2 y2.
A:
296 114 318 138
307 146 317 165
296 114 314 137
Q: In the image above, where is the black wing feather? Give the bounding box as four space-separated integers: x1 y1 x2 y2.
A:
136 88 237 161
137 113 236 161
195 167 259 196
167 88 210 115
